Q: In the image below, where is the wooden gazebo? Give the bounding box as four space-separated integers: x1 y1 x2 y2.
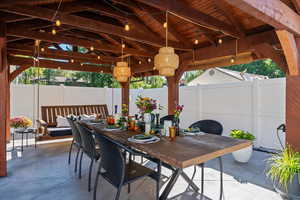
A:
1 0 300 177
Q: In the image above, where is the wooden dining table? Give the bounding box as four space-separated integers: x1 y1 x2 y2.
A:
87 122 252 200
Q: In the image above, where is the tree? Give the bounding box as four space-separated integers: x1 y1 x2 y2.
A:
225 59 285 78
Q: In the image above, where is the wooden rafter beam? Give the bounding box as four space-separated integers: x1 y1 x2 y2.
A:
6 28 153 57
276 30 300 75
7 45 120 62
133 0 242 38
8 56 112 74
291 0 300 14
213 0 245 36
0 0 75 7
9 65 30 82
2 6 189 50
224 0 300 36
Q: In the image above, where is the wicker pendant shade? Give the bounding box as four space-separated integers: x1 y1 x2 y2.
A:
113 61 131 82
154 47 179 77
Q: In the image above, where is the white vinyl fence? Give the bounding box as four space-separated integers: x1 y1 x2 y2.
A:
11 78 285 150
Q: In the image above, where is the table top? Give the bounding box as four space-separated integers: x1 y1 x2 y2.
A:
88 123 252 169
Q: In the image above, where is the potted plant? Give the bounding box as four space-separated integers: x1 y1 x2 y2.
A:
267 146 300 200
230 129 255 163
10 116 32 132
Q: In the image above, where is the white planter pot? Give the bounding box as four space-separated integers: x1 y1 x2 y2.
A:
232 144 253 163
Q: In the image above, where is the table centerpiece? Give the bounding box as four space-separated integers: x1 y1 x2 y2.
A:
10 116 32 132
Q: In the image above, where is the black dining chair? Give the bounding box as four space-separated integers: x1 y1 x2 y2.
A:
75 122 101 192
189 119 224 200
67 117 82 173
93 133 161 200
160 115 176 125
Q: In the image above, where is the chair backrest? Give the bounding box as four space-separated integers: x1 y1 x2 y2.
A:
160 115 176 125
189 120 223 135
94 133 125 186
41 104 109 127
67 118 82 145
75 122 98 159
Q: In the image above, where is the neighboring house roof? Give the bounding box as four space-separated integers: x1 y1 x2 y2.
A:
215 68 268 81
188 67 269 86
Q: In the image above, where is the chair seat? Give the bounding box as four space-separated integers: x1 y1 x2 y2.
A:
48 127 72 137
101 161 155 187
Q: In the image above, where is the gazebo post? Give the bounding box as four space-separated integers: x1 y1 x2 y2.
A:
121 81 130 115
276 30 300 152
167 75 179 115
0 22 8 177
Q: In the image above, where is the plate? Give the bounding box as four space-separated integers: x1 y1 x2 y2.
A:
131 134 157 142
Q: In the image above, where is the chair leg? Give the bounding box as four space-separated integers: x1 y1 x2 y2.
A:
128 183 131 193
93 162 102 200
218 157 223 200
201 163 205 198
68 139 74 165
156 161 161 200
74 147 80 173
79 151 84 179
115 186 122 200
88 159 94 192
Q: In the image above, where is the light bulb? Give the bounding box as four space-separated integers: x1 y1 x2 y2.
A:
55 19 61 27
90 46 94 51
148 58 151 63
100 70 103 73
218 38 223 44
122 44 125 48
80 63 83 66
230 57 235 63
97 56 100 60
70 59 74 63
52 28 56 35
138 60 142 64
124 24 130 31
41 47 45 52
58 67 61 70
163 22 167 28
194 39 199 45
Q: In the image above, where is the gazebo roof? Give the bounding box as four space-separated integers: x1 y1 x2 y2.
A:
1 0 298 78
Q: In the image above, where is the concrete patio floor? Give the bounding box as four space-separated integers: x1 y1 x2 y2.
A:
1 140 281 200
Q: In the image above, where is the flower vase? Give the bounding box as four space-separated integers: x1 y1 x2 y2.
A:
144 113 152 124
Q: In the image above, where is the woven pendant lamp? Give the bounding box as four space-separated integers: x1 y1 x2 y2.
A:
113 40 131 82
154 11 179 77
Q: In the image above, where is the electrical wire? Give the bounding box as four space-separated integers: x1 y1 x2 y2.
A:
51 0 64 21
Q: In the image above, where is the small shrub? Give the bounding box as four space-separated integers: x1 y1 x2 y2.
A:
230 129 255 140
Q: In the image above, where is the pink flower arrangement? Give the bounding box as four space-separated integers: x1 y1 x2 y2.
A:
174 105 184 119
10 116 32 129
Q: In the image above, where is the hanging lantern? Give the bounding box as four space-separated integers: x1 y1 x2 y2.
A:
113 61 131 82
154 47 179 77
154 11 179 77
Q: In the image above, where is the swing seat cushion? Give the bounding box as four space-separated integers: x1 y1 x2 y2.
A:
47 127 72 137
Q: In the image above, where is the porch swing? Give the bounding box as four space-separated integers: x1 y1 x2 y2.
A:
32 42 109 141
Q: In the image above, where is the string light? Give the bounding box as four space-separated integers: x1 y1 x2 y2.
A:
124 23 130 31
80 63 83 66
41 47 45 52
194 39 199 45
122 43 125 48
58 67 61 70
218 38 223 44
97 56 101 60
90 46 94 51
139 60 142 64
100 70 103 73
230 57 235 63
163 22 167 28
55 19 61 27
70 59 74 63
148 58 151 63
52 28 56 35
